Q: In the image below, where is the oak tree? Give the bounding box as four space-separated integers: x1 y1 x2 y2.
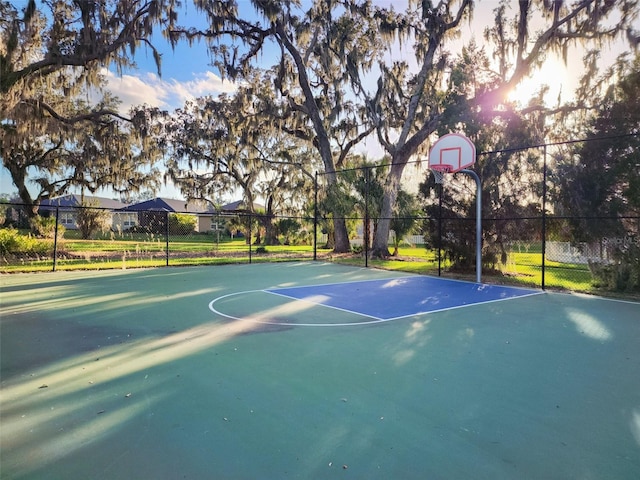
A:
167 0 378 252
1 0 173 214
363 0 639 257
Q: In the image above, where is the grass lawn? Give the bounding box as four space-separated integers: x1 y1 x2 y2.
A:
4 235 636 299
332 245 599 294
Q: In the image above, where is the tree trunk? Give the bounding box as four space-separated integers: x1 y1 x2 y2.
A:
324 228 335 249
6 163 39 218
370 162 404 258
321 170 351 253
263 198 279 245
275 22 351 253
318 166 350 253
264 214 280 245
333 215 350 252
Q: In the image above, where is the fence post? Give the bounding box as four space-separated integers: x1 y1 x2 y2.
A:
53 206 60 272
248 212 252 264
541 145 547 290
165 211 170 267
364 166 370 267
313 171 318 261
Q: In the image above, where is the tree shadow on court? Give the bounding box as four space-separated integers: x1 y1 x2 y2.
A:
0 293 336 478
2 265 639 479
0 316 262 478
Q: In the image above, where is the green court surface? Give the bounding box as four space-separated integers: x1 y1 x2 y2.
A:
1 263 639 479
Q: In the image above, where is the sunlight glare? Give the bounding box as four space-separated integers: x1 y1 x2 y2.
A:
381 278 408 288
393 349 415 366
566 309 612 341
0 296 324 477
507 58 569 107
631 409 640 447
2 393 166 476
260 295 330 317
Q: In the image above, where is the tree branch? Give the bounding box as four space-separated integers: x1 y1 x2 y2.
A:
25 99 131 125
4 0 160 93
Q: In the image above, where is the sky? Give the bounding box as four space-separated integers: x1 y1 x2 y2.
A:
104 0 578 112
0 0 628 200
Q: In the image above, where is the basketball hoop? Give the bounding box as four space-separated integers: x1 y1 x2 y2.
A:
428 133 476 176
428 132 482 283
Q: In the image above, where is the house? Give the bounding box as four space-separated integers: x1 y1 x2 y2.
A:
201 200 265 232
39 194 130 230
123 197 217 233
38 195 266 233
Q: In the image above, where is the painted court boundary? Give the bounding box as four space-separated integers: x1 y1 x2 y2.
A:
209 276 544 327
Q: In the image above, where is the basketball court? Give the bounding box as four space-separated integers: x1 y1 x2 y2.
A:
1 263 639 479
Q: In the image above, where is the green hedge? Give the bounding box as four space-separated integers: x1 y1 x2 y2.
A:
0 228 53 257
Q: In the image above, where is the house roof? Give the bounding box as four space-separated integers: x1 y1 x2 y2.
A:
220 200 265 212
39 194 128 210
123 197 215 213
39 196 263 214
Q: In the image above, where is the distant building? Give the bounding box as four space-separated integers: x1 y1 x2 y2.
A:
205 200 265 232
123 197 217 233
38 195 265 233
39 194 130 230
219 200 265 213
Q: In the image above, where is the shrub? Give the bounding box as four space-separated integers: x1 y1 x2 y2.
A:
589 243 640 292
76 205 111 239
275 218 301 245
168 213 196 235
0 228 21 254
290 229 312 246
127 225 153 234
31 216 60 238
0 228 52 257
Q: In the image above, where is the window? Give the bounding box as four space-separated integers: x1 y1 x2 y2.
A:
122 214 137 228
60 212 74 225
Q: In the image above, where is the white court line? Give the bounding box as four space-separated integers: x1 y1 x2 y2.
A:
383 290 544 321
267 273 547 290
568 291 640 305
265 290 383 321
208 287 545 327
209 290 392 327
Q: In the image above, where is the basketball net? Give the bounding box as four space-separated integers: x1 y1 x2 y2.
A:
431 166 450 185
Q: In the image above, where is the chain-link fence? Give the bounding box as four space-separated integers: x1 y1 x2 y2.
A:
315 134 639 295
0 203 329 272
2 136 638 295
2 199 637 295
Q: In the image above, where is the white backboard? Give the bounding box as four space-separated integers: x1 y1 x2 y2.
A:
429 133 476 172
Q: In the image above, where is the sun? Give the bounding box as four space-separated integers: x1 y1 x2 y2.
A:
507 58 569 107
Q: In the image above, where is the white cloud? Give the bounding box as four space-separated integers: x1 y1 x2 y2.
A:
172 71 237 100
102 69 236 113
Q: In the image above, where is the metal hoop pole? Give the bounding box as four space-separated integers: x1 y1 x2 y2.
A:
461 169 482 283
438 181 443 277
